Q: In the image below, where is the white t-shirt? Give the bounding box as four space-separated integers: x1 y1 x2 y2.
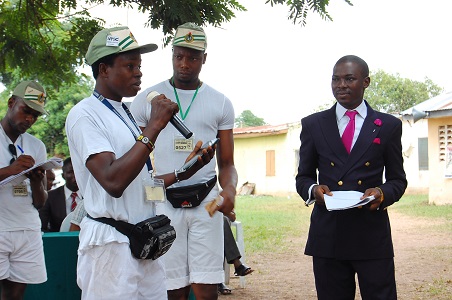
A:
65 95 156 250
130 80 235 187
0 125 47 231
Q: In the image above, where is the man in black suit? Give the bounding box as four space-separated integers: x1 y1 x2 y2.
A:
45 168 56 191
295 55 407 300
39 157 80 231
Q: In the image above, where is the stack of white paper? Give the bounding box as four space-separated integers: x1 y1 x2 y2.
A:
324 191 375 211
0 157 63 186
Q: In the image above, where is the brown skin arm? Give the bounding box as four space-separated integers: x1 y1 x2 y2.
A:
361 187 384 211
28 166 47 209
0 155 47 209
0 154 36 181
69 223 81 231
225 209 236 222
154 141 215 187
86 96 178 198
312 184 333 206
215 129 238 216
137 94 216 188
313 185 383 211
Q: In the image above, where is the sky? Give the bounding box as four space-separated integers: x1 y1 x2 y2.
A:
74 0 452 125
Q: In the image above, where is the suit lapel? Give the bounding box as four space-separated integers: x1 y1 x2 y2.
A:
319 105 349 164
338 102 381 178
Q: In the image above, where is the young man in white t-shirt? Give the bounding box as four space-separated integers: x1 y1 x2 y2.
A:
0 80 49 299
65 26 215 300
131 22 238 300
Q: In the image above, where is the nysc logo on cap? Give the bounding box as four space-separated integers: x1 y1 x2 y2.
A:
106 35 120 46
13 80 49 115
85 26 158 66
172 22 207 52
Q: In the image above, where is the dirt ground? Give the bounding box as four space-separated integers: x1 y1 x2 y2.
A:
220 211 452 300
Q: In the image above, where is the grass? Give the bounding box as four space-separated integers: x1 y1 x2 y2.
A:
234 193 452 298
391 194 452 232
391 194 452 219
234 194 311 254
235 193 452 254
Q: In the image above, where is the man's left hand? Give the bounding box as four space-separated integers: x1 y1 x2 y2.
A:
362 188 384 211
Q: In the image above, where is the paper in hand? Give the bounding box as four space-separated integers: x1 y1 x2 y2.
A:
0 157 63 186
205 195 224 217
324 191 375 211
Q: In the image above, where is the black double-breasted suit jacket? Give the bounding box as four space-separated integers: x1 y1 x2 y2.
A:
296 101 407 260
39 185 67 232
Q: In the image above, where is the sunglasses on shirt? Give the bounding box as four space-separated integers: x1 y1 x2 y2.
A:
9 144 17 165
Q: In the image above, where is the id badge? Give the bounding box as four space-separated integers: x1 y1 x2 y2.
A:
143 176 166 202
174 134 194 152
13 183 28 196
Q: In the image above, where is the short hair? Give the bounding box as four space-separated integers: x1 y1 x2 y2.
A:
91 53 118 79
335 55 369 78
63 157 72 168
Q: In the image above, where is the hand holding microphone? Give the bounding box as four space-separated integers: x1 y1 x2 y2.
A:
146 91 193 139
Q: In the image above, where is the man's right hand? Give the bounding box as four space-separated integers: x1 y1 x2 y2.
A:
9 155 35 175
146 94 179 131
177 140 216 181
312 184 332 206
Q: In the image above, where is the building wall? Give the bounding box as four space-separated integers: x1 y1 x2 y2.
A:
234 124 301 196
234 120 442 198
400 119 430 194
427 117 452 205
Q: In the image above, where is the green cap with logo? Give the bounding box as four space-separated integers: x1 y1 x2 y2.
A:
172 22 207 51
12 80 49 115
85 26 158 65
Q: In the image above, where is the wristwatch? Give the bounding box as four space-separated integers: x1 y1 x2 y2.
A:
136 135 154 151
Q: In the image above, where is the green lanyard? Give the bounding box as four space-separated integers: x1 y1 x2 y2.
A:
172 78 200 120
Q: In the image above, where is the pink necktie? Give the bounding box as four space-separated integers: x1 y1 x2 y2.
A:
342 110 358 154
70 192 77 211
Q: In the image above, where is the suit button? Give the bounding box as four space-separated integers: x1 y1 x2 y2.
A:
358 180 362 185
338 181 343 186
365 162 370 167
330 162 335 166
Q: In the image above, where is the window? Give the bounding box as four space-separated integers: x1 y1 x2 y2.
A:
418 137 429 170
266 150 275 176
439 125 452 162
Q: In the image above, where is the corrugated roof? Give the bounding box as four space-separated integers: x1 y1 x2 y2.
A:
233 122 300 137
402 91 452 115
234 124 289 135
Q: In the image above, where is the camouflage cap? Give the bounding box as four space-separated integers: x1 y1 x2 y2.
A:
85 26 158 65
12 80 49 115
172 22 207 51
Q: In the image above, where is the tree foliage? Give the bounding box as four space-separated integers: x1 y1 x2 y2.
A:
0 73 94 157
267 0 353 26
0 0 102 89
0 0 353 156
0 0 352 88
235 110 266 128
365 70 443 114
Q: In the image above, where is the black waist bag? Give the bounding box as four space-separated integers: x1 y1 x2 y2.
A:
166 176 217 208
88 214 176 260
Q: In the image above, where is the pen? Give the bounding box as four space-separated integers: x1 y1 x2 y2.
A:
17 145 24 154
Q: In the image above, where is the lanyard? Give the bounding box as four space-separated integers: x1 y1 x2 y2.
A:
172 78 200 120
93 91 153 172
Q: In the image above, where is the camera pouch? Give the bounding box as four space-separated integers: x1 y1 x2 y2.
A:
88 214 176 260
166 176 217 208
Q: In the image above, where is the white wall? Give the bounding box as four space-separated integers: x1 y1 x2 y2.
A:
400 119 430 193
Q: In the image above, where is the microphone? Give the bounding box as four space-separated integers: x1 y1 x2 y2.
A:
146 91 193 139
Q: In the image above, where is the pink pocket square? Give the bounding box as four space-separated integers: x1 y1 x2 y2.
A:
373 138 381 144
